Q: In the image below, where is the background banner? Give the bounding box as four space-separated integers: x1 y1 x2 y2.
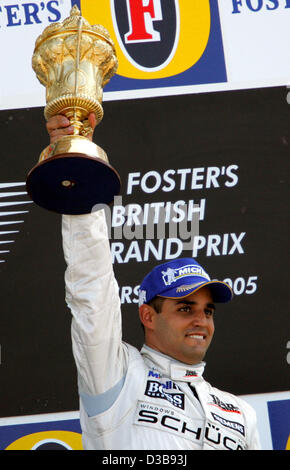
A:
0 411 82 449
0 0 290 110
0 392 289 450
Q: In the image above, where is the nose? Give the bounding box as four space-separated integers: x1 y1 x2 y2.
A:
190 309 208 327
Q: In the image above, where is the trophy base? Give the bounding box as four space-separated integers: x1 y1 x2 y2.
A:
26 147 121 215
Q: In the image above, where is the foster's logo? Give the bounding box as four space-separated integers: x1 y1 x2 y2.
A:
80 0 227 86
112 0 179 71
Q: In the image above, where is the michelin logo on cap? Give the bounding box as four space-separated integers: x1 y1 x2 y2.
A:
162 264 210 286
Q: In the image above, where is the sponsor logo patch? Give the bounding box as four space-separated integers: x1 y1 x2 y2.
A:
184 370 198 378
148 369 161 379
211 412 245 436
134 402 246 449
209 394 241 414
145 380 184 409
161 264 210 286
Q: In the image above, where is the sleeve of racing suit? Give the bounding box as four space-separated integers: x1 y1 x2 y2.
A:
244 401 262 450
62 211 128 404
248 415 262 450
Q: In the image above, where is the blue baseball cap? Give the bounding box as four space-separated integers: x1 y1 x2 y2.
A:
138 258 233 306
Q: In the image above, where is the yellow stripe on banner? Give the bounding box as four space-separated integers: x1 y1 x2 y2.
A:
81 0 211 79
5 430 83 450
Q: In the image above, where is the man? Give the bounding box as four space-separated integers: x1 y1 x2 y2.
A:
48 115 261 450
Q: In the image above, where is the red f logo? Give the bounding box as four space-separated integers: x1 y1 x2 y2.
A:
125 0 162 43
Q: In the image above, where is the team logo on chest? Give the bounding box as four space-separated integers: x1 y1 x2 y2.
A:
111 0 179 71
209 395 241 414
145 377 184 409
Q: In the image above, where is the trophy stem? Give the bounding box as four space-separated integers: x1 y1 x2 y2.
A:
72 15 84 135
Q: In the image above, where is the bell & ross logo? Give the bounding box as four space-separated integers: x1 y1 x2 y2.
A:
145 380 185 409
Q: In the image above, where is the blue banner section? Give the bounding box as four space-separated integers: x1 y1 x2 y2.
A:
0 418 82 450
71 0 81 8
267 400 290 450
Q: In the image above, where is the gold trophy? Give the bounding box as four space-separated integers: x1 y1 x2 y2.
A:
26 6 120 214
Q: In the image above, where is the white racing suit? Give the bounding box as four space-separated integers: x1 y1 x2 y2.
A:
62 211 261 450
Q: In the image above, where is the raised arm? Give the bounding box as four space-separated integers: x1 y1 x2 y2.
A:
62 211 128 397
47 114 128 401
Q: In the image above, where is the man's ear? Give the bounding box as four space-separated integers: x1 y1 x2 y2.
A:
139 304 156 331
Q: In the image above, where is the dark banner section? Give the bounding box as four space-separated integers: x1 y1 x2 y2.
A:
0 86 289 418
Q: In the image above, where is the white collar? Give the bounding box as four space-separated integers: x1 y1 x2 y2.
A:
141 344 206 382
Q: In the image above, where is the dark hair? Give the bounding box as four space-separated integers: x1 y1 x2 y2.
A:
140 296 165 334
147 296 165 313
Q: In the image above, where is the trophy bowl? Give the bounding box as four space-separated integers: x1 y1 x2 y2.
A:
26 6 121 214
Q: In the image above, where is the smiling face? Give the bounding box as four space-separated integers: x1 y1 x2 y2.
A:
139 286 215 365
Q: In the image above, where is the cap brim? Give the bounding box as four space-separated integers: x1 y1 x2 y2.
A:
158 280 233 303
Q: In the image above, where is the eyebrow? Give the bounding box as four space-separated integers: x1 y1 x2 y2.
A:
176 300 216 311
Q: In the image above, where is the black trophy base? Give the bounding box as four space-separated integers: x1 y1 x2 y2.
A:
26 154 121 215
